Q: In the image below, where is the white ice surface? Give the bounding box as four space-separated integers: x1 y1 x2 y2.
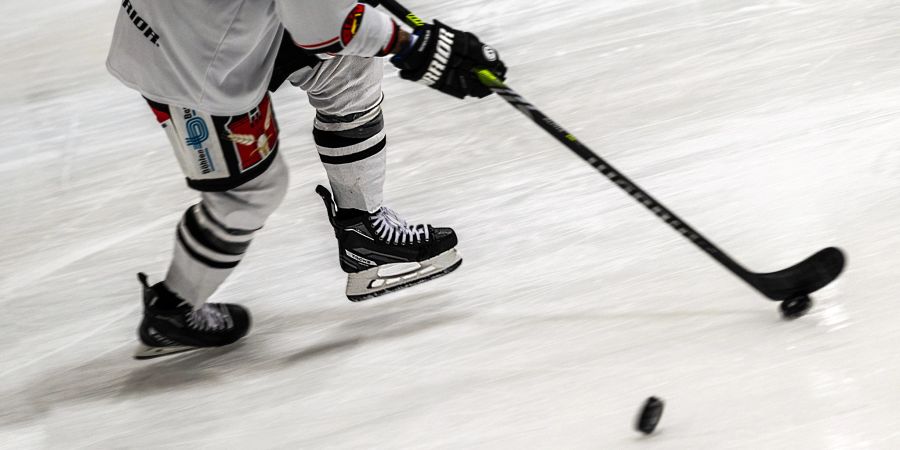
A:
2 0 900 448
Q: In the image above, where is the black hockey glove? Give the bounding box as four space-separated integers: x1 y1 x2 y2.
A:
390 20 507 99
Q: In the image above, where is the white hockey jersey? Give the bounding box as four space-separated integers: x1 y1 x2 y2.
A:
107 0 396 115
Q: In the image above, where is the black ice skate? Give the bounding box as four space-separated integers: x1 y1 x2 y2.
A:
134 273 250 360
316 185 462 301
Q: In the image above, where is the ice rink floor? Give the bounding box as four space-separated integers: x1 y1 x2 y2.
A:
2 0 900 448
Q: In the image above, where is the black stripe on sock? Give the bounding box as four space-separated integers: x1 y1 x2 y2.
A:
183 208 251 256
196 203 258 236
313 113 384 149
176 229 240 269
313 129 371 149
318 137 386 165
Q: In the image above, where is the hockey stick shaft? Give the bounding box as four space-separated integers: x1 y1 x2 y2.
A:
379 0 770 294
483 80 759 288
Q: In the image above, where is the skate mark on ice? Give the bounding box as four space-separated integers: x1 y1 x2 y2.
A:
0 309 136 379
0 213 177 300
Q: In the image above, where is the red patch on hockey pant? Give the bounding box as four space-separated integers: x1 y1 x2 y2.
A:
224 95 279 172
149 104 171 124
341 4 366 46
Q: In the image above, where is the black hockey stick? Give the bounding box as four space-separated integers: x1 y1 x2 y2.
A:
379 0 845 318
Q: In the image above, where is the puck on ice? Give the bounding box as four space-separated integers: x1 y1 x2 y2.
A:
636 396 664 434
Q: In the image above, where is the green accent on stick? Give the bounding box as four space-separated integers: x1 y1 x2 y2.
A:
406 13 425 28
475 69 507 88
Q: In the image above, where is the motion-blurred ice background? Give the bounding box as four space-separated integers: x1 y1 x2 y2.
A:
1 0 899 448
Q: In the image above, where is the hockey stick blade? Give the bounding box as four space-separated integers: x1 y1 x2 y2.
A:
747 247 845 300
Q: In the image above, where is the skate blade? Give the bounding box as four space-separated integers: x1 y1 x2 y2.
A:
133 344 198 360
346 248 462 302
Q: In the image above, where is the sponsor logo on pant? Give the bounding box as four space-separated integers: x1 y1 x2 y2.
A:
183 109 214 175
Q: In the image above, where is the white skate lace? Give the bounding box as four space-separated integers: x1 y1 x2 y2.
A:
371 207 430 245
187 304 233 332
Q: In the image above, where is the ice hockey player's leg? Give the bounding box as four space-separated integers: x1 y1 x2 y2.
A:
312 110 461 300
136 153 289 358
298 56 461 300
164 152 289 305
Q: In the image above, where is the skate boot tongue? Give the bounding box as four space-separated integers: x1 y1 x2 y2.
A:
137 272 183 309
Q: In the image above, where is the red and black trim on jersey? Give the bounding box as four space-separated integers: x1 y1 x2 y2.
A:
293 35 343 54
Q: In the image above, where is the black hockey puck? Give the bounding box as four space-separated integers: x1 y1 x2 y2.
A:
780 295 812 320
636 396 664 434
